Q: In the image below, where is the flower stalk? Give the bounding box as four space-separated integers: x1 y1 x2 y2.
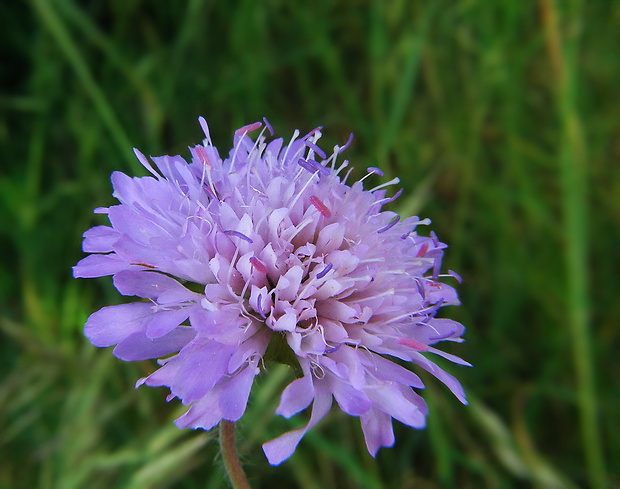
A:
220 420 251 489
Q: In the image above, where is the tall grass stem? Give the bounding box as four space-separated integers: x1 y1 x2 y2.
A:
540 1 606 487
32 0 138 170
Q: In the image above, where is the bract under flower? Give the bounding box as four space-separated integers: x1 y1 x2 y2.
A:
74 117 469 465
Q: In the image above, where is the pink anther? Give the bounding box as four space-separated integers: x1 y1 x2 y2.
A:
397 338 428 352
309 195 331 218
195 145 211 167
235 121 262 136
249 256 267 274
415 242 429 257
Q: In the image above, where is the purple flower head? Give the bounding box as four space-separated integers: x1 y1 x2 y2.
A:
74 117 469 465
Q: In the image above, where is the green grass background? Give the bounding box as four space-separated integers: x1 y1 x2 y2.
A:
1 1 618 488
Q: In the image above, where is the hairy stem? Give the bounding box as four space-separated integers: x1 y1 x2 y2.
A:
220 420 251 489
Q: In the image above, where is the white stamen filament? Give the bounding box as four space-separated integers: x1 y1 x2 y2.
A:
369 177 400 193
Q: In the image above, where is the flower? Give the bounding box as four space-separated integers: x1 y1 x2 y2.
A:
74 117 469 465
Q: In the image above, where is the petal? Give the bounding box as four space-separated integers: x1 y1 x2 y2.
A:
411 318 465 344
112 235 175 271
363 351 424 388
174 388 222 431
113 270 197 301
140 354 182 388
113 326 195 361
315 222 345 254
146 308 191 338
412 355 468 404
227 329 270 373
276 374 315 418
82 226 119 253
73 254 133 278
219 358 260 421
85 302 153 347
328 376 371 416
263 381 332 465
108 201 169 244
316 299 357 322
275 266 304 302
426 346 471 366
272 311 297 332
172 342 234 403
365 383 426 428
189 308 250 344
361 408 395 457
313 279 344 301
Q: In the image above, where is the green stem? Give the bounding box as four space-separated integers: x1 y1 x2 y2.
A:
220 420 251 489
33 0 139 171
540 1 606 487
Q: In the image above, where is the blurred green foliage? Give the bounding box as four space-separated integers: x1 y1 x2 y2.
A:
1 1 618 488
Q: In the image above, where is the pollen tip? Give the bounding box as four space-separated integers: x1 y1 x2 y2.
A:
194 145 211 167
367 167 384 177
397 338 428 352
316 262 333 279
338 133 354 153
263 117 274 136
256 293 267 318
448 269 463 283
249 256 268 274
235 121 262 136
224 230 254 243
377 215 400 234
309 195 331 218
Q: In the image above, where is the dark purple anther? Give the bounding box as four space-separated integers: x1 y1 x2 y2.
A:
377 215 400 234
448 270 463 283
383 188 403 205
304 140 327 159
298 158 316 173
256 294 266 318
224 230 253 243
308 159 330 176
263 117 274 136
316 263 333 279
338 133 354 154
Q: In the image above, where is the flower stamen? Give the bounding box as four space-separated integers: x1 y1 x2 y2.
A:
397 338 428 352
262 117 274 136
256 294 266 318
416 243 429 257
235 121 262 136
337 133 354 154
377 215 400 234
316 263 333 279
224 230 254 243
249 256 267 274
195 145 212 168
309 196 331 218
304 140 327 160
